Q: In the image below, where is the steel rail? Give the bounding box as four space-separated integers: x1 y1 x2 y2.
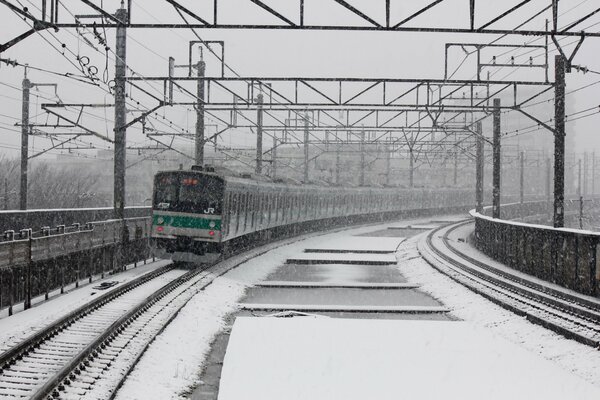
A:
421 220 600 348
0 263 174 370
29 266 207 399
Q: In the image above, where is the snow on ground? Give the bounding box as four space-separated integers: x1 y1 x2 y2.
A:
400 234 600 388
218 317 600 400
113 218 440 400
0 259 173 350
304 236 404 253
287 252 397 264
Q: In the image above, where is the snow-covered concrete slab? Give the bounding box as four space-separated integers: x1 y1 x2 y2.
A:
388 224 439 230
304 237 404 254
256 281 418 289
266 263 408 283
218 318 600 400
239 304 449 313
286 253 397 265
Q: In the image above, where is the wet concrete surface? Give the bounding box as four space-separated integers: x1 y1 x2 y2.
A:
265 263 408 283
355 228 424 237
241 287 442 307
191 220 451 399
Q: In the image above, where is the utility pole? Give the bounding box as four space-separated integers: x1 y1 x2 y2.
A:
195 60 206 166
255 93 263 174
271 135 278 178
4 178 8 210
409 149 414 188
475 122 484 213
335 142 341 185
492 98 501 218
553 55 566 228
385 143 391 186
519 151 525 204
303 111 309 182
583 152 588 196
20 68 31 210
546 158 551 201
359 128 365 186
113 5 128 220
453 132 458 186
577 158 582 198
593 152 596 196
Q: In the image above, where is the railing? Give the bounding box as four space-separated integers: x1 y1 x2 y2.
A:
0 206 151 234
471 200 600 298
0 217 153 314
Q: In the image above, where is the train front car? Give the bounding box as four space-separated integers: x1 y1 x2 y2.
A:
151 169 224 263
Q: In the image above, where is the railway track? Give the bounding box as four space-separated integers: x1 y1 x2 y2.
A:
419 220 600 348
0 225 323 399
0 263 183 399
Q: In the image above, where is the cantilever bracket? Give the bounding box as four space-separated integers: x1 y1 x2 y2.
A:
551 32 586 72
0 20 58 53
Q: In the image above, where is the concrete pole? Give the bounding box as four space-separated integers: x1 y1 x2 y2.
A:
195 60 206 166
593 152 596 196
335 143 341 185
583 152 588 196
113 6 128 219
520 151 525 204
453 132 458 186
546 158 551 201
4 178 8 210
303 112 309 183
475 122 484 213
359 128 365 186
20 70 31 210
409 149 414 188
385 144 391 186
492 98 501 218
255 93 263 174
272 134 277 179
578 159 582 198
553 55 566 228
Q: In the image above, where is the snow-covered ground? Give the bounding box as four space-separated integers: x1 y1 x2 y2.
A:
113 220 427 400
218 317 600 400
399 234 600 387
110 214 600 399
0 259 173 351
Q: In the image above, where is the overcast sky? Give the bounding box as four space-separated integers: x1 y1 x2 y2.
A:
1 0 599 163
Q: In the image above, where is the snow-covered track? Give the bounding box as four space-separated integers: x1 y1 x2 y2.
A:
419 220 600 348
0 263 177 399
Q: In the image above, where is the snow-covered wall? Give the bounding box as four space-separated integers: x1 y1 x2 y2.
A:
471 202 600 297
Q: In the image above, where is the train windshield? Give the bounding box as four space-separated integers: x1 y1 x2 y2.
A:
154 173 224 214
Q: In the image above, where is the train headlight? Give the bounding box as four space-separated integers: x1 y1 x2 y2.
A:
157 226 164 233
209 221 216 228
209 230 215 236
157 217 164 224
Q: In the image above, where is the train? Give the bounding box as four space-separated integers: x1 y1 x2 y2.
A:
151 165 474 262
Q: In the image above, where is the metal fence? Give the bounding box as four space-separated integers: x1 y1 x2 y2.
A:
472 200 600 298
0 217 153 314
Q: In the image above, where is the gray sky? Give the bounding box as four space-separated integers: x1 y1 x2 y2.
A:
1 0 599 163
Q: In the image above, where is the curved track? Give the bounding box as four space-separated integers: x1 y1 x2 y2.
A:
0 222 333 399
0 263 181 399
419 220 600 348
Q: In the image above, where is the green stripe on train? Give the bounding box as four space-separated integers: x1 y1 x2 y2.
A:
153 214 222 230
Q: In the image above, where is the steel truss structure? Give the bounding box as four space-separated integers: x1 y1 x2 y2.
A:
2 0 598 38
2 0 598 226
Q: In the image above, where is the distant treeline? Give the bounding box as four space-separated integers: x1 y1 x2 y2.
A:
0 155 106 210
